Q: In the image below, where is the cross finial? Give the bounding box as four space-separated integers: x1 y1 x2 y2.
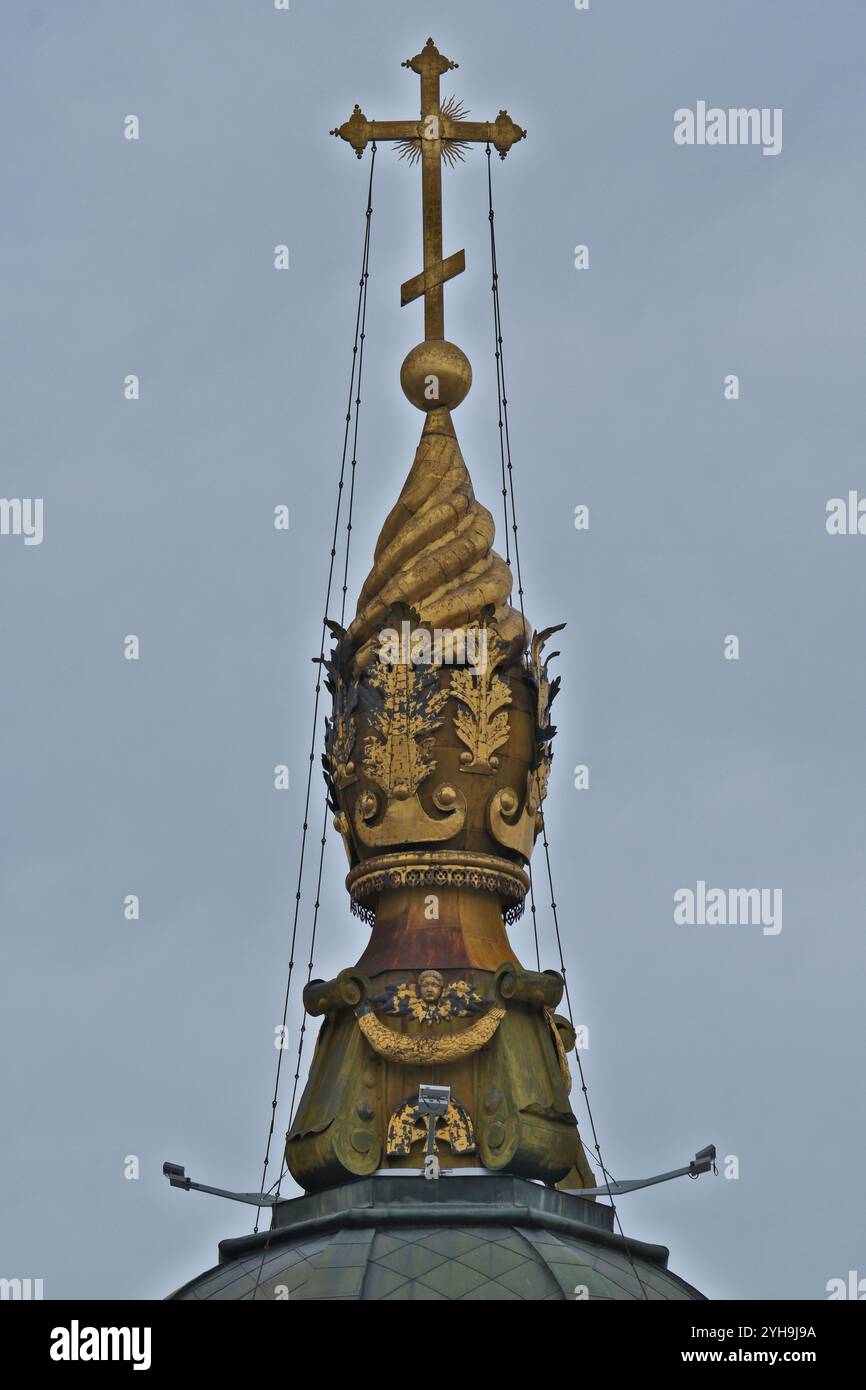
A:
402 37 458 79
330 39 526 410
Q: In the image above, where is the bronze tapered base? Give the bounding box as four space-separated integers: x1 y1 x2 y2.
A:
355 883 522 975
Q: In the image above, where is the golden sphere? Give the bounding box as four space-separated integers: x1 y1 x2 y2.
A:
400 339 472 411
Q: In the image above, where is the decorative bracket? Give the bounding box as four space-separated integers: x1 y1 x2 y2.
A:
487 785 539 859
355 783 466 848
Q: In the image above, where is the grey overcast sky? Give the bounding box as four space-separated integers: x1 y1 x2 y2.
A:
1 0 864 1302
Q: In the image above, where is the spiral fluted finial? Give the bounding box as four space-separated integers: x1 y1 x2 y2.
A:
346 407 529 671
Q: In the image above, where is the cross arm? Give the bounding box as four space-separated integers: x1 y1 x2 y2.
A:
441 110 527 157
331 105 527 160
401 249 465 307
331 105 420 158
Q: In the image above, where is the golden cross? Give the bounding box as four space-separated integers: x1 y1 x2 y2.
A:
331 38 526 342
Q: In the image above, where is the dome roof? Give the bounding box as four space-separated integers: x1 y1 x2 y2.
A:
168 1174 704 1302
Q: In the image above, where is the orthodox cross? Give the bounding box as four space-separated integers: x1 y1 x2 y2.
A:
331 37 526 342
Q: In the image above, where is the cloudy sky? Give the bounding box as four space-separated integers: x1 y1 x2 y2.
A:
2 0 864 1301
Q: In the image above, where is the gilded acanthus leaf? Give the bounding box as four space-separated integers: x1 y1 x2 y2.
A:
363 658 449 798
322 621 360 795
528 623 564 750
524 623 566 812
526 759 549 816
449 625 512 772
324 678 359 791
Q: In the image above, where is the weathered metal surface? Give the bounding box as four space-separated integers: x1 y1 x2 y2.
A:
286 963 593 1192
167 1175 707 1302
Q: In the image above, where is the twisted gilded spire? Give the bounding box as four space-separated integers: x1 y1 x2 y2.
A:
347 407 528 670
283 40 597 1202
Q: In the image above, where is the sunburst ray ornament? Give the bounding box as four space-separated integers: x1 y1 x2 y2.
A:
395 95 471 167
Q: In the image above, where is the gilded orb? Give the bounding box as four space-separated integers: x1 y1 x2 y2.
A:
400 339 472 411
